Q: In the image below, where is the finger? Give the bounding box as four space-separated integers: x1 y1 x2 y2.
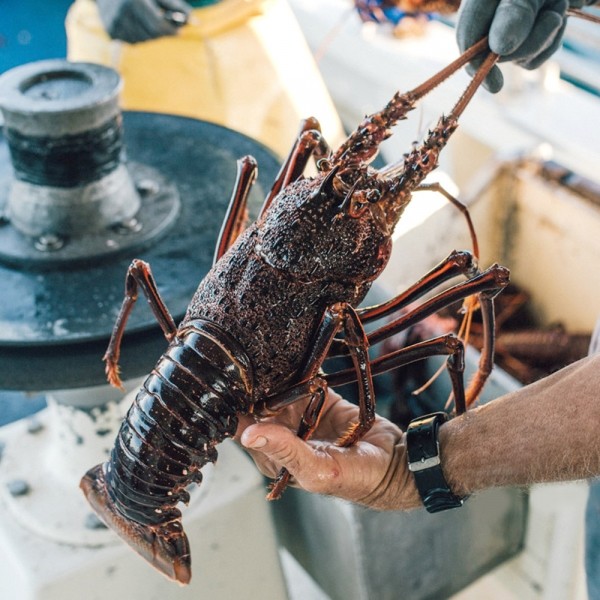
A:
456 0 500 53
234 413 257 440
466 59 505 93
157 0 192 13
456 0 505 91
517 19 567 69
497 0 567 61
109 3 156 43
488 0 545 56
157 0 192 27
242 423 313 473
241 423 339 493
135 0 180 38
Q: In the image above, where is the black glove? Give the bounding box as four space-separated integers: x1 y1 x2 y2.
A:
456 0 585 93
97 0 192 44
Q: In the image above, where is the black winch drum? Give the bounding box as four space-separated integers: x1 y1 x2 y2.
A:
0 60 280 390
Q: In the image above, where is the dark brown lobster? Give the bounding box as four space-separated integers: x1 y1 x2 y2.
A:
80 40 509 584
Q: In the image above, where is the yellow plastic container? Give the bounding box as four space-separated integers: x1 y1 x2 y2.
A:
66 0 345 158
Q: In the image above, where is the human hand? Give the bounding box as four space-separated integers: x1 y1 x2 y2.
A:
236 390 421 510
456 0 584 92
97 0 192 44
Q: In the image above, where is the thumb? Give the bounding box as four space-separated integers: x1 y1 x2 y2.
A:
241 423 315 479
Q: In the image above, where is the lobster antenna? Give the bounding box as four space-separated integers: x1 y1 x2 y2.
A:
409 37 491 101
446 52 499 406
450 51 500 120
395 51 499 404
567 7 600 24
332 37 491 167
381 47 498 202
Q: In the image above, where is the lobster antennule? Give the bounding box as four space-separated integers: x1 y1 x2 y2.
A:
81 465 192 585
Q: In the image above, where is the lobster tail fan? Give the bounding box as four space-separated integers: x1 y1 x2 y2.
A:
80 464 192 585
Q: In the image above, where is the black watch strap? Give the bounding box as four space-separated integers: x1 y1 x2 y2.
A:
406 412 465 513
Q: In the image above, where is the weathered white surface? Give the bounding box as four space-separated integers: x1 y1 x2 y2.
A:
0 406 287 600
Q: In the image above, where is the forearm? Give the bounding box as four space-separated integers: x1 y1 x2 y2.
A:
439 354 600 496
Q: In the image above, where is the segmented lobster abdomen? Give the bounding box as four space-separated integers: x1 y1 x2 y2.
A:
103 319 254 526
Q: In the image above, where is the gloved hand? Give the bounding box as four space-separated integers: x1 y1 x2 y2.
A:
456 0 590 93
97 0 192 44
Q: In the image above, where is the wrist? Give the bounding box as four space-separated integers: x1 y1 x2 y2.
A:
437 407 491 498
437 418 470 498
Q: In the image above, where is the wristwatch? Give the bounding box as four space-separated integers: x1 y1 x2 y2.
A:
406 412 465 513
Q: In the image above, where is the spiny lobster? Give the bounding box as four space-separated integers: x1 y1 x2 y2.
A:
81 40 509 584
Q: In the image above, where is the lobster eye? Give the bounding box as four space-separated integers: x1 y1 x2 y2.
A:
348 197 369 218
316 158 332 172
366 189 381 203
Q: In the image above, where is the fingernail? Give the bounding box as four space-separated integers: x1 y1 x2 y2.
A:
247 435 268 449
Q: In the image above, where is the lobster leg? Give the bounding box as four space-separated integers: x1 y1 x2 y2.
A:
414 182 480 259
215 121 331 262
366 264 509 347
326 334 467 415
330 264 507 404
260 117 330 217
265 376 330 412
260 306 343 498
327 249 477 365
336 305 377 447
104 259 177 390
266 378 328 501
266 302 376 444
352 249 478 327
365 264 508 407
465 290 498 404
213 155 258 264
263 303 377 496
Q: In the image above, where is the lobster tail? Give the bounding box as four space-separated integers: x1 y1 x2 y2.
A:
81 464 192 584
81 320 254 583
